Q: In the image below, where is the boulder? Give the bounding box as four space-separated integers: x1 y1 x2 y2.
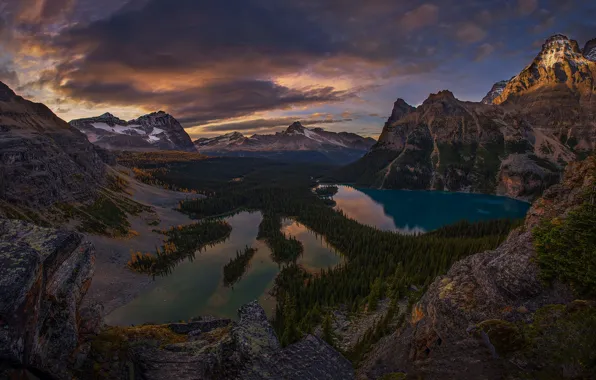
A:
0 219 95 379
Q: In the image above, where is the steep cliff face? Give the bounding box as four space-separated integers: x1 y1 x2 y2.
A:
358 156 596 380
70 111 197 152
0 81 106 210
0 219 97 379
338 35 596 200
337 91 564 199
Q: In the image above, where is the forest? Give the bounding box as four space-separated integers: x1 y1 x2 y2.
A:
120 157 523 347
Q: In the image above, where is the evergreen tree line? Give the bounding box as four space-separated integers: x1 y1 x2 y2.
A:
257 213 304 264
223 246 258 287
128 220 232 277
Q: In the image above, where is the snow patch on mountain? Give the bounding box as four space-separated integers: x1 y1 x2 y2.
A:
194 122 375 154
70 111 196 151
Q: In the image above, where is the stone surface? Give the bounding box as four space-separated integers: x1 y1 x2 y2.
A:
130 301 354 380
0 219 95 379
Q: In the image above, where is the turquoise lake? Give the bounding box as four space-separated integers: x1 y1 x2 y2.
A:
332 186 530 233
106 188 530 326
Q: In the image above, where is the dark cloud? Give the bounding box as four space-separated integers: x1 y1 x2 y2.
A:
58 78 353 125
4 0 596 127
202 117 353 133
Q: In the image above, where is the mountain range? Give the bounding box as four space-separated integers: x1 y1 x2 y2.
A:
194 122 376 164
70 111 196 152
333 34 596 200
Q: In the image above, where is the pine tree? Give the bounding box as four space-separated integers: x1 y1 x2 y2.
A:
322 311 335 347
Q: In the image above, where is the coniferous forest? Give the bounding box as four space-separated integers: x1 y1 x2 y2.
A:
123 158 521 346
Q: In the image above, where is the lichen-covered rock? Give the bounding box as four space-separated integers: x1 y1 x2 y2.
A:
0 219 95 379
129 301 354 380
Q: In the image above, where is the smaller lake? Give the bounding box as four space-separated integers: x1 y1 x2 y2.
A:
106 188 529 326
105 212 341 326
332 185 530 233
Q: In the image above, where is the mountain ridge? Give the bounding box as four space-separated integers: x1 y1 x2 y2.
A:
334 34 596 200
194 121 376 164
0 80 107 212
70 111 196 152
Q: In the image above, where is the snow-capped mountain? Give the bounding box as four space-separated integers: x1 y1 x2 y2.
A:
70 111 196 151
584 38 596 61
481 79 510 104
493 34 596 105
194 122 376 164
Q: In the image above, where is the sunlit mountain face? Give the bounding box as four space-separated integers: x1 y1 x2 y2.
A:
1 0 595 139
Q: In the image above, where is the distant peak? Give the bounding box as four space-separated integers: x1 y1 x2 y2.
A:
424 90 457 104
99 112 116 119
386 98 415 124
286 121 306 134
393 98 411 107
540 34 581 54
583 38 596 61
481 79 510 104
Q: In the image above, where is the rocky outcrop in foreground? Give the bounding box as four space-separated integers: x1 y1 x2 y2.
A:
358 156 596 379
138 302 353 379
89 301 354 379
0 219 96 379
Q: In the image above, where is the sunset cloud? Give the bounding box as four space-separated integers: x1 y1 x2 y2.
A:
0 0 594 137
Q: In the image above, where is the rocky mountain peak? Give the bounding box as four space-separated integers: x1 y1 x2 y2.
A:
583 38 596 61
493 34 596 105
537 34 583 67
423 90 456 104
386 98 415 125
481 79 510 104
285 121 306 134
227 131 245 139
0 81 16 101
70 111 196 151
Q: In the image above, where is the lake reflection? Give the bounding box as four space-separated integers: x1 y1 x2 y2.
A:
106 211 342 326
332 185 530 233
282 219 343 272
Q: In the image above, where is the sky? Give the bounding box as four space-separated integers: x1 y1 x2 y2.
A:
0 0 595 139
